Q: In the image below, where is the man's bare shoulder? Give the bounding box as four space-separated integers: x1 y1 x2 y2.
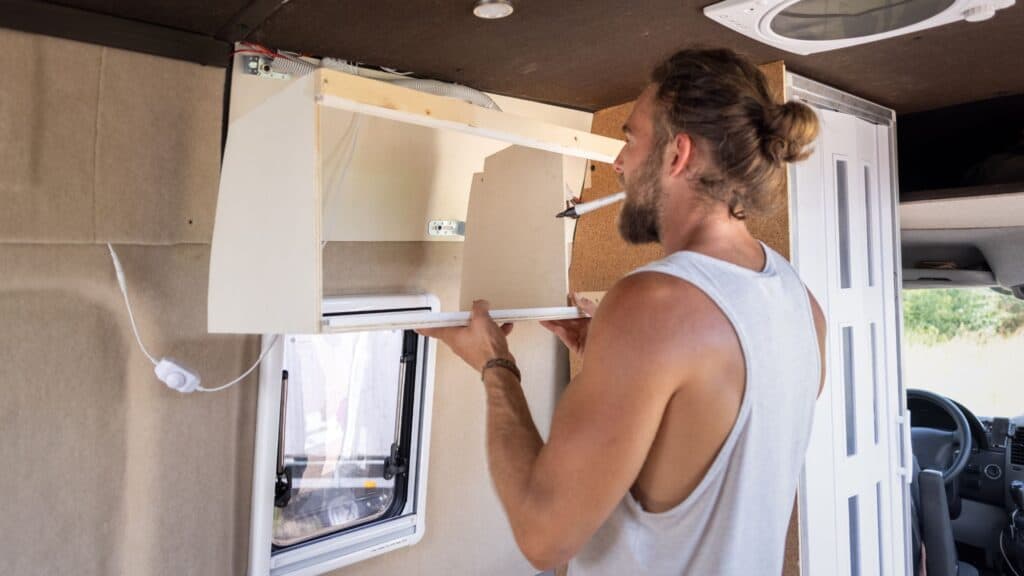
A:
592 271 732 368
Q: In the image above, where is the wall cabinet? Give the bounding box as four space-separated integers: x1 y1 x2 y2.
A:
208 55 623 334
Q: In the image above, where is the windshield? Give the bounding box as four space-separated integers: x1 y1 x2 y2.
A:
902 287 1024 418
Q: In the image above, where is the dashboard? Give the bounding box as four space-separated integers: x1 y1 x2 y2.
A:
909 398 1023 509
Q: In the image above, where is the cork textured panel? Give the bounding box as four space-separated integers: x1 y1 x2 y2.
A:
746 61 792 261
0 29 101 243
568 101 664 295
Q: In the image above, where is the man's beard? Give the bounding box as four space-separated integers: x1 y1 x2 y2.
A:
617 150 663 244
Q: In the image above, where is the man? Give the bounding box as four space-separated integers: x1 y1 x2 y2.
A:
420 48 827 575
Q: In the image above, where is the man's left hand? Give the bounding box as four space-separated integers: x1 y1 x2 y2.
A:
418 299 515 372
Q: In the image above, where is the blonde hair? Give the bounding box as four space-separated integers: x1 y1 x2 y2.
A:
651 48 819 218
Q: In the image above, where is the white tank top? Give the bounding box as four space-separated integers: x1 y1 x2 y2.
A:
569 244 820 576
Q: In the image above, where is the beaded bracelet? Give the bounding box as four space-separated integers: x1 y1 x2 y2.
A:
481 357 521 382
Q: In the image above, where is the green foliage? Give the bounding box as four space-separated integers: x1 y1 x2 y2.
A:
903 288 1024 345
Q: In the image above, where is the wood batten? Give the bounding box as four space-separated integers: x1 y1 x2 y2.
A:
315 69 622 163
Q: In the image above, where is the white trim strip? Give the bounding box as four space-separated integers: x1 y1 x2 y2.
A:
322 306 585 333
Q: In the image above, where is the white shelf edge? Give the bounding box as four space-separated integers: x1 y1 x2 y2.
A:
322 306 585 333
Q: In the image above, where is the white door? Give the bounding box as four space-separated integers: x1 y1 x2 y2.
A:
793 107 910 576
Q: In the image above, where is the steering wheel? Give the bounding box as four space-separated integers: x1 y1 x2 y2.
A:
907 389 972 484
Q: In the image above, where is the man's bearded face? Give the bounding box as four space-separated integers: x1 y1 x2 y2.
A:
617 142 664 245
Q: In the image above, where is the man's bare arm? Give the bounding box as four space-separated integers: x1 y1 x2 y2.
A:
480 274 701 569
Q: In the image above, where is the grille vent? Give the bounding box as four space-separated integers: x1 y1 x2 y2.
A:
1012 431 1024 466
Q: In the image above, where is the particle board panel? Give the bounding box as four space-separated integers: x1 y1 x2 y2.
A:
208 71 321 334
460 146 568 311
0 29 100 243
94 47 224 244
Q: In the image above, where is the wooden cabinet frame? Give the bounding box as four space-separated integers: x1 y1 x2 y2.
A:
208 62 623 334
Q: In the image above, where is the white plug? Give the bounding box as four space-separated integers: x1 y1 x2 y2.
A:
154 358 201 394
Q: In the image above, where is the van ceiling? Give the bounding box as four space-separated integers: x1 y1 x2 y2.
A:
25 0 1024 113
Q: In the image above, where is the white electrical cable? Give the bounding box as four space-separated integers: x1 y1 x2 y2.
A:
106 243 279 393
107 244 159 367
1003 529 1022 576
197 334 280 393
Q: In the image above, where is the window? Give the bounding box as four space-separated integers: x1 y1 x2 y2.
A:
836 158 853 289
902 287 1024 417
248 295 438 576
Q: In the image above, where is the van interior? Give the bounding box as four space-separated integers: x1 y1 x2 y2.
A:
1 1 1022 575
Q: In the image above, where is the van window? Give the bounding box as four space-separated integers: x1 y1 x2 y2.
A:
902 287 1024 417
274 330 414 547
249 294 438 576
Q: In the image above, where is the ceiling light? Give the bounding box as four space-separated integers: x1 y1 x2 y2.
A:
473 0 514 19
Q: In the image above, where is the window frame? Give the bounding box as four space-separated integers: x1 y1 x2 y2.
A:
247 294 439 576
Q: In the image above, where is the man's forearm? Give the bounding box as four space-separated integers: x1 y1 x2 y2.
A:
482 367 544 533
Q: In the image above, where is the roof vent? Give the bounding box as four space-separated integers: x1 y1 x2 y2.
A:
704 0 1016 55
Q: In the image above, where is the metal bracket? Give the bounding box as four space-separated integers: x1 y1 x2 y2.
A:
427 219 466 237
242 55 291 80
383 442 408 481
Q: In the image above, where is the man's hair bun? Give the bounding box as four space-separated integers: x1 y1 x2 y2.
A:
652 48 821 218
761 101 820 164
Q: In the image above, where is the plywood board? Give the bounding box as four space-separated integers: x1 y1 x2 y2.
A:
94 47 224 244
0 29 101 243
207 70 322 334
460 146 568 310
316 68 623 163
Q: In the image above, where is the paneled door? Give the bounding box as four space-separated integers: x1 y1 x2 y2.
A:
793 106 910 576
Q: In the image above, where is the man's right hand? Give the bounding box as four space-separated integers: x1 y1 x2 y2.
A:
540 294 599 356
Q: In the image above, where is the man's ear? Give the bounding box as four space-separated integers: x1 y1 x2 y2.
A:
666 133 693 178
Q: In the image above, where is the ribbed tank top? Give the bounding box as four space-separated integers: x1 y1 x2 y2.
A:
569 244 820 576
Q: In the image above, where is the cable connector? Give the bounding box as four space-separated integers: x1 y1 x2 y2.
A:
155 358 201 394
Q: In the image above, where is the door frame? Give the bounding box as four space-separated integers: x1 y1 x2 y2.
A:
787 73 912 576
